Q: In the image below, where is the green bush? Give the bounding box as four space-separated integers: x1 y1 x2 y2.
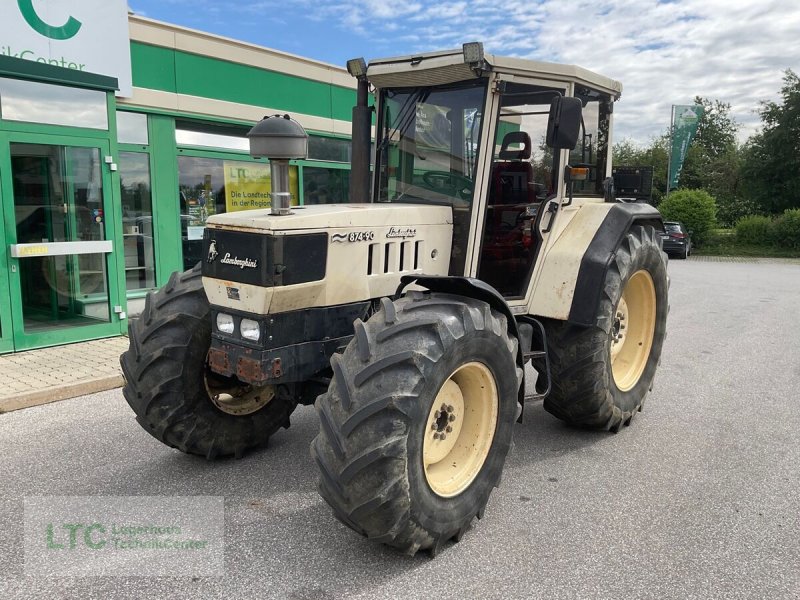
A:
771 208 800 249
735 215 773 245
658 189 717 244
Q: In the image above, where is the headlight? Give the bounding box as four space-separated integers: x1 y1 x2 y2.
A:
216 313 235 334
240 318 261 342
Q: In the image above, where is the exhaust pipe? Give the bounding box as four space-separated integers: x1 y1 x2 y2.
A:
348 58 372 204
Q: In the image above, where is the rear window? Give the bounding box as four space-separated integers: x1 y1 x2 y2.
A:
665 224 682 233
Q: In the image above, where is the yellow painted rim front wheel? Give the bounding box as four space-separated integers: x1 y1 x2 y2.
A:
422 362 498 498
611 270 657 392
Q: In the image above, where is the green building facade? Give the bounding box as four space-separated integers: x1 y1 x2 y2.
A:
0 13 356 353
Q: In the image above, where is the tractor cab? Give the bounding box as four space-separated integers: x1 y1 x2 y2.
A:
357 43 621 299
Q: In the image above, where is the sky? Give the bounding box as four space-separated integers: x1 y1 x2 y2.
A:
128 0 800 145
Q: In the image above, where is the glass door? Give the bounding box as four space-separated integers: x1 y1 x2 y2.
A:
1 134 124 351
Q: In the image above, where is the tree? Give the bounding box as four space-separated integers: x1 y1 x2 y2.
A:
678 97 739 191
740 70 800 214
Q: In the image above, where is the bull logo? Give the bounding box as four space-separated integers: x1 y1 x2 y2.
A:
207 240 218 263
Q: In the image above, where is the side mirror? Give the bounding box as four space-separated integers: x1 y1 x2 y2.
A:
546 96 582 150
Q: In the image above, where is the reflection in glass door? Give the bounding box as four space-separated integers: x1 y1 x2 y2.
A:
5 142 119 345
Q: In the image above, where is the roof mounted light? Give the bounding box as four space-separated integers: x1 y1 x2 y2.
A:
346 57 368 79
462 42 484 65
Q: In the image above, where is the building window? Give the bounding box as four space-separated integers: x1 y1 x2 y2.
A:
0 78 108 129
175 123 250 152
117 111 149 145
303 166 350 204
308 136 351 163
177 155 298 270
119 152 157 291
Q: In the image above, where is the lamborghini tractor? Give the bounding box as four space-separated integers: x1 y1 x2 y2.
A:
121 43 669 556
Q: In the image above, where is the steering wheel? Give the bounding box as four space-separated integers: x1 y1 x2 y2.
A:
422 171 474 200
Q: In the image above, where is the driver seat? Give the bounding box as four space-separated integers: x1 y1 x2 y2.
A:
489 131 536 205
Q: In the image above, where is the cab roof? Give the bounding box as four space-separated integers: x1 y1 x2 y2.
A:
366 45 622 99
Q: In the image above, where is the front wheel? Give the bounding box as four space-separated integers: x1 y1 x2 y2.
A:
311 292 522 556
542 225 669 431
120 264 296 459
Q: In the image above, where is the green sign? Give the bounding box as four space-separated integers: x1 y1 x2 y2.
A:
668 105 703 190
17 0 82 40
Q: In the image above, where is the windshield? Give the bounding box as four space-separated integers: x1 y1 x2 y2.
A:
375 80 488 207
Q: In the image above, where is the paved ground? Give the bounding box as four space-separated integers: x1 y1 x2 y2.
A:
1 258 798 599
0 337 127 413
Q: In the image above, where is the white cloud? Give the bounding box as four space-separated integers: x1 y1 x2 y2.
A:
290 0 799 144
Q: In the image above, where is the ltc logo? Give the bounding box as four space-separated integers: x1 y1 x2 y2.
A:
17 0 82 40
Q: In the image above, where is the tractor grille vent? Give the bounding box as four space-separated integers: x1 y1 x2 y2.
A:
367 241 423 275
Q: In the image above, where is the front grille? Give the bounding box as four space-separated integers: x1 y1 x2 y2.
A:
203 229 327 287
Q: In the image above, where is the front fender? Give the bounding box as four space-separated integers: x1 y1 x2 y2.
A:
396 275 525 405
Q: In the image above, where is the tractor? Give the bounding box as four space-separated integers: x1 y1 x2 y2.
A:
121 43 669 557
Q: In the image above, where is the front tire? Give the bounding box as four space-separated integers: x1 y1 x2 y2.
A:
542 225 668 431
120 264 296 459
311 292 522 556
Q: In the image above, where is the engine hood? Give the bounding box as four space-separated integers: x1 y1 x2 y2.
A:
206 203 452 233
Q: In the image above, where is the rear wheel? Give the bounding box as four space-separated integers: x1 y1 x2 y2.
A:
542 225 668 431
120 264 296 459
312 292 522 556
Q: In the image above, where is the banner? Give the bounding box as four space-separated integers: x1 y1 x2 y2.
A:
668 105 703 190
223 161 299 212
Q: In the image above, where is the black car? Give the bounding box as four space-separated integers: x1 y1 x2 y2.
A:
661 221 692 259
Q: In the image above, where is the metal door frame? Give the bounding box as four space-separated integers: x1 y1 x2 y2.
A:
0 131 125 351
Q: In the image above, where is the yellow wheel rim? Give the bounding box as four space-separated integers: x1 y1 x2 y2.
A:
422 362 498 498
611 270 657 392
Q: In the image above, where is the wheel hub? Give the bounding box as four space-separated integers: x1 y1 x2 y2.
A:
422 362 498 498
205 373 275 416
611 270 657 392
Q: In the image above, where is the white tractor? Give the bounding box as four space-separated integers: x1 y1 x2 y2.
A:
121 43 669 556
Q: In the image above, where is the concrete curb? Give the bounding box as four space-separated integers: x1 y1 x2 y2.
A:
0 375 124 414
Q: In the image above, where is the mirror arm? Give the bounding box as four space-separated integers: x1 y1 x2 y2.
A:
562 165 574 207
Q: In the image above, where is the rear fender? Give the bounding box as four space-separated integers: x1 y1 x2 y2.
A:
529 202 663 326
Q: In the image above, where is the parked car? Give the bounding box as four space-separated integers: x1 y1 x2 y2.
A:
661 221 692 259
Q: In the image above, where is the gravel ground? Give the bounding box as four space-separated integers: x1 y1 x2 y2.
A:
1 258 798 599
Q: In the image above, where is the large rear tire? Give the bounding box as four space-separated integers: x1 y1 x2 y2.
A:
120 264 296 459
311 292 522 556
541 225 668 431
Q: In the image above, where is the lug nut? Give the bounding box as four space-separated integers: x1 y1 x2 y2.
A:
431 423 437 430
440 434 447 440
441 403 447 412
449 414 456 422
447 405 454 412
433 433 440 440
435 411 441 419
446 426 453 433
